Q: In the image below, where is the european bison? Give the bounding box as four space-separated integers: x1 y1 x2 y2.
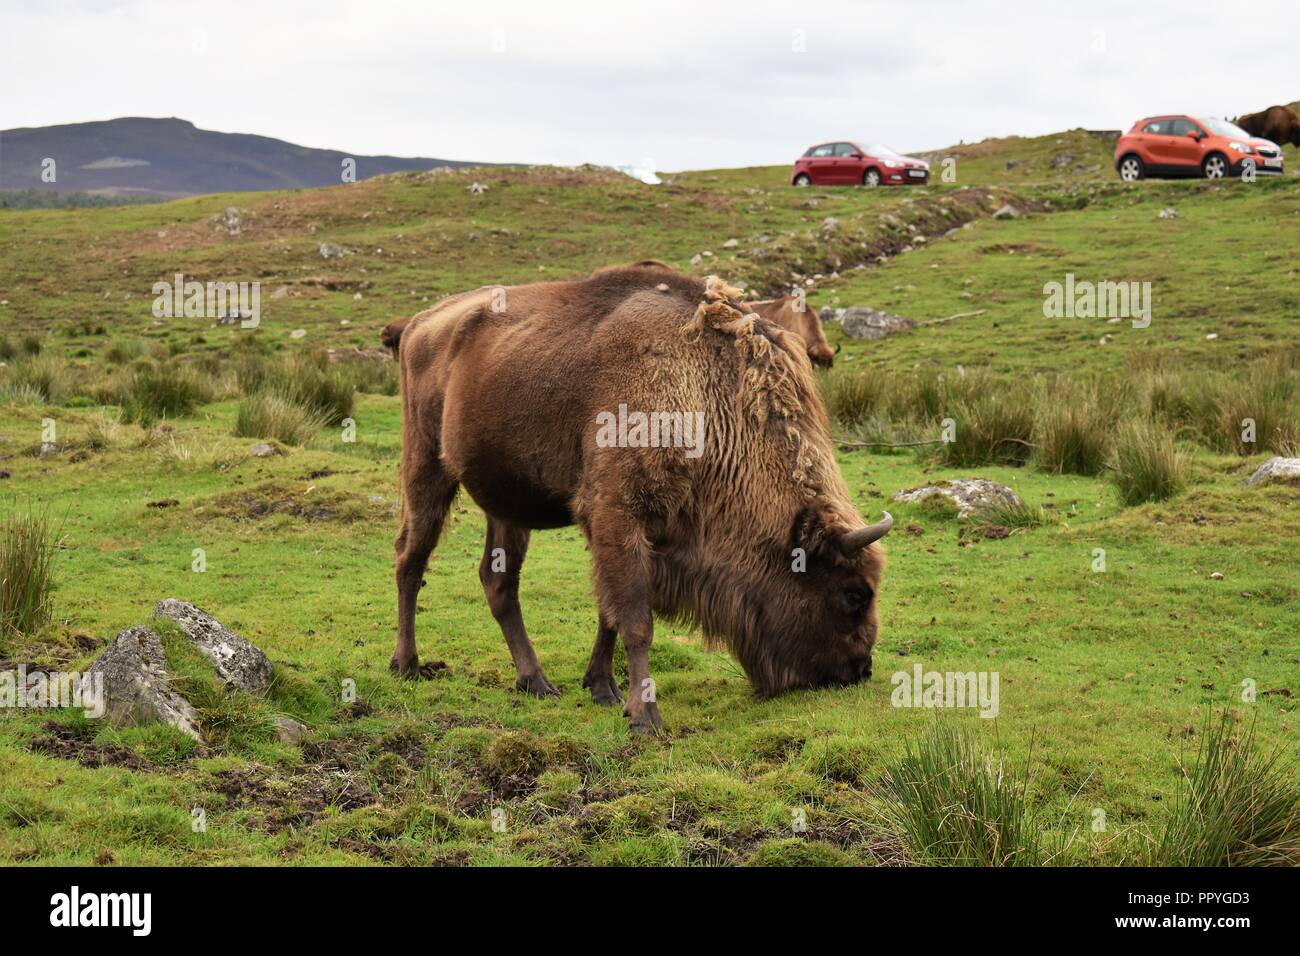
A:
1234 105 1300 148
391 268 891 733
749 294 837 368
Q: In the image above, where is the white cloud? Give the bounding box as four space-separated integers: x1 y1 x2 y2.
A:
1 0 1296 170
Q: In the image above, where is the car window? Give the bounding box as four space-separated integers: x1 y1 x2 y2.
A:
1143 119 1174 135
810 144 834 157
1169 119 1203 137
834 143 858 157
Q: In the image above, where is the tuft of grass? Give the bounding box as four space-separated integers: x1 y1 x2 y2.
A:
1035 384 1112 475
937 390 1035 467
825 368 890 426
977 498 1057 532
233 390 327 445
104 338 146 365
3 354 68 403
115 363 213 425
1151 713 1300 867
0 508 58 641
1109 419 1190 505
875 722 1043 866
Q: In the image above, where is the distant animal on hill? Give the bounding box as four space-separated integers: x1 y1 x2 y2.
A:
389 268 892 734
748 295 837 368
1234 105 1300 147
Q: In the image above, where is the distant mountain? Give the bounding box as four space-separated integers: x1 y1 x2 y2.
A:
0 117 490 199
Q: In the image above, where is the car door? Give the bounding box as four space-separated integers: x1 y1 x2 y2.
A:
1141 118 1179 169
806 144 835 184
1166 119 1205 170
832 142 861 184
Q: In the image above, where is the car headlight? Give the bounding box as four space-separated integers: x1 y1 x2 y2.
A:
883 160 902 168
1228 142 1253 154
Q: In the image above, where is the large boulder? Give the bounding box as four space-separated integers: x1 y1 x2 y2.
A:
1242 457 1300 487
85 627 201 740
892 478 1023 517
831 306 918 341
154 599 273 695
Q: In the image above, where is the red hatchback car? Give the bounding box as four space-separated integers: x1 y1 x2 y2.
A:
1114 115 1285 181
792 141 930 187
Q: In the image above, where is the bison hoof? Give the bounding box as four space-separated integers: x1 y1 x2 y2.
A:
625 701 664 736
516 671 560 698
390 657 447 680
581 673 623 707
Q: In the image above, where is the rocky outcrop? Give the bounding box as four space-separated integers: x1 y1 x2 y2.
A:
85 626 202 740
825 306 918 340
1242 457 1300 487
892 478 1023 517
154 599 274 695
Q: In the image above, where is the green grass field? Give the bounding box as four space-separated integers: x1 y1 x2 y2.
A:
1 149 1297 866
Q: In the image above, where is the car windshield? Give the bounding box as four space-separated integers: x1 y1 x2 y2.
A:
862 144 905 159
1200 118 1252 138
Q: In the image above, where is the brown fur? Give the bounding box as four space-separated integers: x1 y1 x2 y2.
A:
748 295 836 368
1234 106 1300 148
390 268 889 733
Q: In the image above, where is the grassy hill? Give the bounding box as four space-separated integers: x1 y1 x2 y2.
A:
1 160 1297 865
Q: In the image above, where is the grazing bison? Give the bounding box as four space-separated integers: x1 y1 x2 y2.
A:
391 268 891 733
749 295 837 368
1234 105 1300 147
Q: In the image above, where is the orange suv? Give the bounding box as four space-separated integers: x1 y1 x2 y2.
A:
1115 115 1284 181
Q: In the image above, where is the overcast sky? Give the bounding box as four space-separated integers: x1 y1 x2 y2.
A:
2 0 1296 171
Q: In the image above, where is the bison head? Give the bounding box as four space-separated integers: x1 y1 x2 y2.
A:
738 509 892 697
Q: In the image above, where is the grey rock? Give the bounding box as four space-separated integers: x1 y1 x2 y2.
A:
1159 207 1179 219
1242 457 1300 487
993 204 1019 220
154 599 273 695
318 242 354 259
249 442 281 458
892 478 1023 518
722 238 738 248
821 217 841 232
839 306 918 341
209 207 241 234
86 626 201 740
274 715 309 745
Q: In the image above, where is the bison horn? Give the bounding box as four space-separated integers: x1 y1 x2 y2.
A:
838 512 893 554
834 342 843 355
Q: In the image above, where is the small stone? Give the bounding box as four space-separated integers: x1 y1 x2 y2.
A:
274 716 309 745
1159 207 1179 219
722 238 738 248
249 443 281 458
290 328 307 339
993 204 1018 220
1209 572 1224 580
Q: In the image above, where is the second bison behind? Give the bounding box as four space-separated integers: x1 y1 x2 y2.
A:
389 265 891 734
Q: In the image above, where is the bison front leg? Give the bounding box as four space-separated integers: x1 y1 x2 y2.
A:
581 614 622 706
589 517 663 735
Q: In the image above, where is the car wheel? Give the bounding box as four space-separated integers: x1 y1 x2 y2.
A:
862 168 881 187
1202 153 1227 179
1118 154 1144 182
793 173 811 187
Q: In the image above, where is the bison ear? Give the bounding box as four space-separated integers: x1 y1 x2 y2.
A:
837 512 893 555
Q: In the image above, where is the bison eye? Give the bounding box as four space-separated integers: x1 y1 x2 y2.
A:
839 587 872 615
